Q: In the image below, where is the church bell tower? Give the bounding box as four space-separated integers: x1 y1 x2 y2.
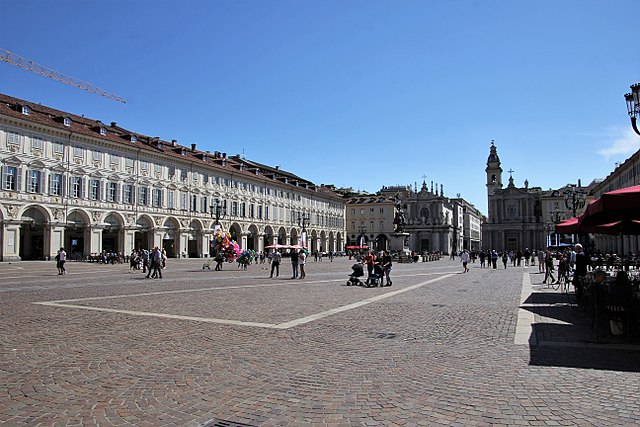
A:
485 140 503 196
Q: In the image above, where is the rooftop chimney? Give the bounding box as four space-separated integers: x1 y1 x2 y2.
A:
110 121 117 127
191 143 197 151
171 139 177 147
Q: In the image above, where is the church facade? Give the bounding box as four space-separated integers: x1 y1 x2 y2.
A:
483 142 544 252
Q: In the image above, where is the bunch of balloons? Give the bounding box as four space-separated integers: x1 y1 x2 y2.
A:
212 229 241 260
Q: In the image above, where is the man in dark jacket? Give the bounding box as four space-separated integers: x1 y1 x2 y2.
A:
573 243 588 301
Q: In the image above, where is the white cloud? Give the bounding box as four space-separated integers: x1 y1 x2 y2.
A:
597 128 640 159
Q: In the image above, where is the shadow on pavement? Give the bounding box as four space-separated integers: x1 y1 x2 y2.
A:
529 326 640 373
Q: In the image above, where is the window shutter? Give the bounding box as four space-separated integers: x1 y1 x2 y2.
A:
101 180 106 201
39 171 45 194
16 167 22 192
61 175 66 197
48 173 53 195
82 177 87 199
0 165 4 190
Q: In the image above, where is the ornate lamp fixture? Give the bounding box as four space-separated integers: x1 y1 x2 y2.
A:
624 83 640 136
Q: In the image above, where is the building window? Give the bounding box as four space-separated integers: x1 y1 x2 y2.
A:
152 188 162 208
360 208 364 215
249 204 255 218
31 137 44 152
240 202 246 217
380 207 384 214
3 165 18 191
53 142 64 154
126 157 134 168
380 221 384 230
7 132 20 146
264 206 269 220
191 194 197 211
231 201 238 216
26 169 41 193
107 182 117 202
71 176 82 198
92 150 102 162
90 179 100 200
139 187 148 205
258 205 263 219
63 117 71 126
73 146 84 158
22 105 31 115
201 196 208 213
154 163 162 174
168 191 175 209
50 173 63 196
140 161 149 172
99 127 107 136
180 192 188 210
123 184 134 204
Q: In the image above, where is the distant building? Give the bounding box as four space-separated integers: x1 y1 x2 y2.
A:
345 193 398 251
345 182 481 254
451 197 483 252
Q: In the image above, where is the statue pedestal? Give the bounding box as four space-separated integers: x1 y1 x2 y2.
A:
390 232 410 253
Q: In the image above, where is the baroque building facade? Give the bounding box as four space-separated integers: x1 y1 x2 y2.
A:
0 93 345 261
344 184 482 254
483 142 545 252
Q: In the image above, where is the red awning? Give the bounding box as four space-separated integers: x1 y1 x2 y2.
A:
580 185 640 226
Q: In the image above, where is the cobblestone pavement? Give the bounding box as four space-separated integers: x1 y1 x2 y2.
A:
1 258 639 426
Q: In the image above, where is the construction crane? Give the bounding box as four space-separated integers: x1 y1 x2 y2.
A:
1 48 126 104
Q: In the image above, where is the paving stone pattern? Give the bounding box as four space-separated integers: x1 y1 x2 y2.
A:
1 258 639 426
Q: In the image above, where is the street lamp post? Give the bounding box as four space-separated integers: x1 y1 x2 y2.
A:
548 209 564 247
564 185 587 218
544 223 554 248
298 213 310 248
209 199 227 226
624 83 640 136
357 225 366 248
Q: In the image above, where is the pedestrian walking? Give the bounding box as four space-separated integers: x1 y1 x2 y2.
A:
537 249 545 273
142 249 150 273
381 250 393 286
214 252 224 271
270 250 281 278
460 250 470 273
501 251 508 269
543 251 555 284
56 247 67 275
298 250 307 279
491 250 498 269
147 247 163 279
290 249 299 279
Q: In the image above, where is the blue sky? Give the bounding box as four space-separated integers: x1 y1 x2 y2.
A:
1 0 639 214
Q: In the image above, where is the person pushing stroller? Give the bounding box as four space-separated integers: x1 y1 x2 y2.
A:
365 261 385 287
347 262 365 286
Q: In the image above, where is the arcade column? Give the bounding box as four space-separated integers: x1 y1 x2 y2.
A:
2 221 21 261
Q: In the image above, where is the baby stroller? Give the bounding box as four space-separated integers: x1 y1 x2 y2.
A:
366 263 384 287
347 263 364 286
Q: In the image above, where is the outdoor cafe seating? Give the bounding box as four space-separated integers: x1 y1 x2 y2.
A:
579 269 640 341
